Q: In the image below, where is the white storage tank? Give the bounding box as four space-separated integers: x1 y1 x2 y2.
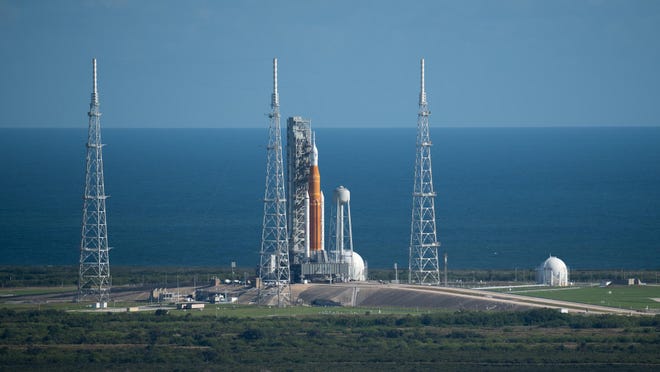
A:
536 256 569 286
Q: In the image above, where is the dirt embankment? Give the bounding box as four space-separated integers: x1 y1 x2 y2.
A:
295 283 532 311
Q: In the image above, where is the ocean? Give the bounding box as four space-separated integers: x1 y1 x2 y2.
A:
0 127 658 270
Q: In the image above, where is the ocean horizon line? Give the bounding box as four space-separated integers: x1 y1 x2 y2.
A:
2 124 659 130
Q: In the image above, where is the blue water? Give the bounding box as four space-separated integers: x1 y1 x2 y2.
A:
0 127 658 269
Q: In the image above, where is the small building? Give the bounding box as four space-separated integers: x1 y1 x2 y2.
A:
93 302 108 309
177 302 205 310
536 256 569 286
610 278 645 286
151 288 175 302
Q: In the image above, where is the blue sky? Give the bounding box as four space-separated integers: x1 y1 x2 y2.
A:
1 0 659 128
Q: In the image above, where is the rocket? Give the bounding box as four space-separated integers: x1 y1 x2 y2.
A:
306 134 324 258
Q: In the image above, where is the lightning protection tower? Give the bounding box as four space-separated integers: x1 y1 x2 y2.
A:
258 58 291 306
78 58 112 303
408 58 441 285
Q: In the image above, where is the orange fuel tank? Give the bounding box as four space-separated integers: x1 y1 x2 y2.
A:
308 140 323 252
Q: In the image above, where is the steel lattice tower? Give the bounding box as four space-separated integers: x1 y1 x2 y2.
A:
286 116 312 265
78 58 112 302
258 58 291 306
409 58 441 285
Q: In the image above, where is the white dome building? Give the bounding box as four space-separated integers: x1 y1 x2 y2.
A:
536 256 569 286
341 250 366 281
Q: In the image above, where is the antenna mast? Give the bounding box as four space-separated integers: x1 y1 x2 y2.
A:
408 58 441 285
258 58 291 306
78 58 112 303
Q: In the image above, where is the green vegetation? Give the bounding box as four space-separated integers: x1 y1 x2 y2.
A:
0 307 657 370
165 304 432 318
504 285 660 311
0 286 77 296
0 266 244 288
3 265 659 289
371 268 660 284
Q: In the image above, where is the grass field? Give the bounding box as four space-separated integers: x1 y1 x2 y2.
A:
0 286 77 296
502 285 660 311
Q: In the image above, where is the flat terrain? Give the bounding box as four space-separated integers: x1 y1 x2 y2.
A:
294 283 657 315
1 280 659 370
2 282 658 317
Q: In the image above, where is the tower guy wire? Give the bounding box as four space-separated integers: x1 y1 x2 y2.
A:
78 58 112 303
258 58 291 307
408 58 441 285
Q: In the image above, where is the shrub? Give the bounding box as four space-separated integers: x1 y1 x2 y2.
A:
239 328 263 341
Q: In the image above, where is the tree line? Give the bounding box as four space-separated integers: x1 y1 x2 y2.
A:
0 307 658 370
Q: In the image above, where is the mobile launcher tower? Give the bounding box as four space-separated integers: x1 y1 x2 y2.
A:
285 119 365 282
286 116 313 264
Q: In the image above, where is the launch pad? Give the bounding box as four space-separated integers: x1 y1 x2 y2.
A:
259 59 367 289
286 117 364 283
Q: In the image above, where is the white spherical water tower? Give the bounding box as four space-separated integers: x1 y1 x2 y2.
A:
330 186 366 281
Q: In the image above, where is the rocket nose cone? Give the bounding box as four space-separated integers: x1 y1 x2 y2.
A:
311 142 318 166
